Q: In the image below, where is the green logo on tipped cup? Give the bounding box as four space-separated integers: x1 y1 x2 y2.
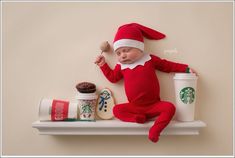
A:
180 87 195 104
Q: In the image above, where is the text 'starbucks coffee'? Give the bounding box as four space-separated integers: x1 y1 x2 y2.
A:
39 98 78 121
173 73 198 121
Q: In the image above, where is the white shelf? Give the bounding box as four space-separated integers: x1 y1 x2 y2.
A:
32 119 206 135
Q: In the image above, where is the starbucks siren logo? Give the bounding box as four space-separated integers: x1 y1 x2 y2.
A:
81 103 93 118
180 87 195 104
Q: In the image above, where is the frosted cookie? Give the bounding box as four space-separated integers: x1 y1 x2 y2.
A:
96 88 115 120
76 82 96 93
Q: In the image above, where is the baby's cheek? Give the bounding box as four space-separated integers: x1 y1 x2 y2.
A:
117 57 122 62
130 56 138 62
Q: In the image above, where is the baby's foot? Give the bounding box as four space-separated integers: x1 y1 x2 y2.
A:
148 125 160 143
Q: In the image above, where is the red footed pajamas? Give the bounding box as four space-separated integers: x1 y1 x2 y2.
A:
100 54 188 142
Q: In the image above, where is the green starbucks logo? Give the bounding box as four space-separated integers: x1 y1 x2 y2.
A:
180 87 195 104
81 103 93 118
81 104 92 114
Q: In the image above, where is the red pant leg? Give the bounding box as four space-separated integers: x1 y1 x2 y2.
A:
113 103 146 123
146 101 176 142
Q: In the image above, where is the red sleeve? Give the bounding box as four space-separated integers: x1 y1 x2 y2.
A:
150 54 188 73
100 63 123 83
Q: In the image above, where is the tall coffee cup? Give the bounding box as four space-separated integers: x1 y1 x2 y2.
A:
76 92 97 121
75 82 97 121
173 73 198 121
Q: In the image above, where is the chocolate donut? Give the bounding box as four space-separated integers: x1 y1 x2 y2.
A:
76 82 96 93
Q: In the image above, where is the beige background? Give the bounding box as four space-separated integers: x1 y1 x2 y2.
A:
2 2 233 156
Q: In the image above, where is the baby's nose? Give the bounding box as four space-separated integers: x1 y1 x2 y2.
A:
121 54 127 59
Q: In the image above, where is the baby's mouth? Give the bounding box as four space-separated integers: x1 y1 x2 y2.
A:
121 59 132 63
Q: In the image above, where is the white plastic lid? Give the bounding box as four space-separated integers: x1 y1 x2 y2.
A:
76 92 97 100
173 73 198 80
39 98 52 121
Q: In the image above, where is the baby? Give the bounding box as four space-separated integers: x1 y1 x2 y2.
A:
95 23 194 143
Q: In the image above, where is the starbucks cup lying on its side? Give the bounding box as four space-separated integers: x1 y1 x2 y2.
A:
173 73 198 122
76 92 98 121
39 98 78 121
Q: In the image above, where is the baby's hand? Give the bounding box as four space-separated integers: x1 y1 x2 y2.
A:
95 55 106 67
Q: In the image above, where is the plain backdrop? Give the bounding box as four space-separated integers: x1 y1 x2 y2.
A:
2 2 233 156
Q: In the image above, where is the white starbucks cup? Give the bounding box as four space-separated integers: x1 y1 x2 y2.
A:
76 92 98 121
39 98 78 121
173 73 198 121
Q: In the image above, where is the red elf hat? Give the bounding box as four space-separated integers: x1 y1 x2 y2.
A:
113 23 166 52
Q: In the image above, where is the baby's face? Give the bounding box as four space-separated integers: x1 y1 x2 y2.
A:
115 47 144 64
